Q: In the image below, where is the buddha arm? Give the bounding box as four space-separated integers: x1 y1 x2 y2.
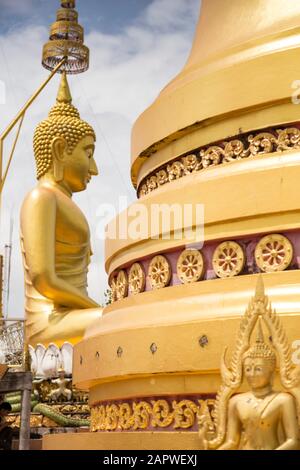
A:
276 395 299 450
218 397 241 450
21 188 99 310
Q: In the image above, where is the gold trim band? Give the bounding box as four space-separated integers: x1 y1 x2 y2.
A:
91 397 215 432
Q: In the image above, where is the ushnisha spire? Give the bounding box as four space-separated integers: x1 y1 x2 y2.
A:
48 72 79 121
56 71 72 105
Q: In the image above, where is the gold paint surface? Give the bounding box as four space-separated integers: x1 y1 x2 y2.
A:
106 150 300 273
131 0 300 181
73 273 300 390
43 431 201 450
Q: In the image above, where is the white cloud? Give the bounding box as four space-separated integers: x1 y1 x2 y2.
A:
0 0 35 14
143 0 200 30
0 0 200 318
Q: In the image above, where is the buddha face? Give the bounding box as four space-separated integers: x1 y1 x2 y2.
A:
52 134 98 193
243 357 275 390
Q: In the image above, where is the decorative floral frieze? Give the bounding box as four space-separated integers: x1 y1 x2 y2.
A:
90 398 215 432
138 127 300 197
109 233 296 303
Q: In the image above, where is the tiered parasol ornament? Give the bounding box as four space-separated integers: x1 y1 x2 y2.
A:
42 0 89 74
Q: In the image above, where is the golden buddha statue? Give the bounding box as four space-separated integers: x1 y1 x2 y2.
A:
219 323 299 450
199 277 300 451
20 72 101 347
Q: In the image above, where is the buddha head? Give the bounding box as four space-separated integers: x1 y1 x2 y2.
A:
243 320 276 391
33 72 98 193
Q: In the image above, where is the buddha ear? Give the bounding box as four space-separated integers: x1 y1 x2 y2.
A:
51 137 67 162
51 137 67 182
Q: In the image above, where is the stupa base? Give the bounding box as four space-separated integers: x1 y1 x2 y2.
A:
43 431 199 450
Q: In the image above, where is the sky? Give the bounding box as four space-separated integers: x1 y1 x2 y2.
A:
0 0 201 318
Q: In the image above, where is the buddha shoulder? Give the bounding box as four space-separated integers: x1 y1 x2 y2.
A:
21 185 57 214
275 391 296 405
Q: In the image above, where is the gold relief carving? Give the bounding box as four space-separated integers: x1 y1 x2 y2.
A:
105 404 119 431
213 241 246 278
148 255 172 290
97 405 106 431
118 403 134 430
255 234 293 273
91 399 216 432
223 140 249 162
200 146 223 168
139 184 148 197
110 233 296 296
177 249 205 284
109 277 117 303
132 401 152 430
5 416 17 426
91 405 106 431
90 407 99 432
248 132 276 155
182 154 202 174
277 127 300 151
128 263 146 295
5 415 21 428
167 161 184 181
81 404 90 414
156 169 168 186
147 176 158 192
151 400 173 428
173 400 199 429
30 415 44 427
138 127 300 198
115 270 128 300
198 276 300 450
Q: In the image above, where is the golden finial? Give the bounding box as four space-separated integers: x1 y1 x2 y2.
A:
56 72 72 104
61 1 75 7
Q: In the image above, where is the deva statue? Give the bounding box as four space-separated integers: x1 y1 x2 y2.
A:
199 276 300 450
20 73 101 347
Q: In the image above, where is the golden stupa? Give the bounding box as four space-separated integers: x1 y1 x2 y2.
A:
41 0 300 449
